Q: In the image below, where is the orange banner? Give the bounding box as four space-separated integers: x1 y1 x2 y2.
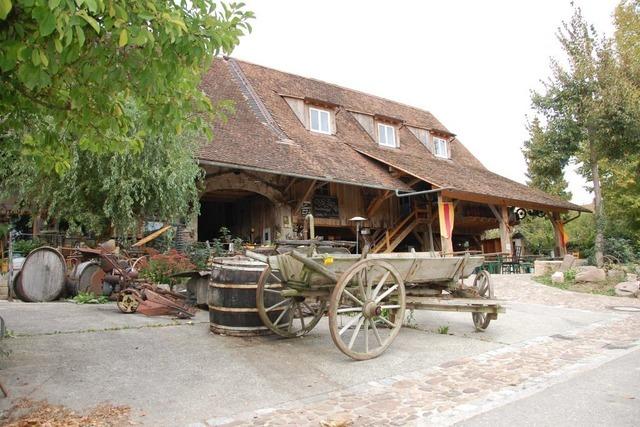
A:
438 201 455 239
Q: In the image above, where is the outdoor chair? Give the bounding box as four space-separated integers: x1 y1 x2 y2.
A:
501 246 522 274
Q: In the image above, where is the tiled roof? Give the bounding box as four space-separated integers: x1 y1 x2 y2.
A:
198 58 587 212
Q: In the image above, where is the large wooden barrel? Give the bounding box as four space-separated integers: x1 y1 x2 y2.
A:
14 246 67 302
208 257 282 337
67 261 105 296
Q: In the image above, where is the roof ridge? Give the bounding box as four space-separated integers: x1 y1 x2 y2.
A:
228 56 449 133
225 57 290 141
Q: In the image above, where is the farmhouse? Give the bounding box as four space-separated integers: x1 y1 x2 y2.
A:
194 57 587 257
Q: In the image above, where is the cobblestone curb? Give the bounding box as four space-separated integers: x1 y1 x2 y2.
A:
202 313 640 426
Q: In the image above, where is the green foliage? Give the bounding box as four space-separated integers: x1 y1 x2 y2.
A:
533 273 616 296
0 223 9 239
209 226 243 257
525 4 640 264
0 1 253 172
139 249 195 285
522 118 571 199
515 217 555 255
585 237 640 263
183 242 211 271
565 212 595 255
0 127 204 237
11 238 42 255
437 325 449 335
564 268 577 282
70 291 109 304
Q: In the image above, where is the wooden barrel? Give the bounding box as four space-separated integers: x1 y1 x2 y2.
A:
67 261 105 296
208 257 282 337
14 246 67 302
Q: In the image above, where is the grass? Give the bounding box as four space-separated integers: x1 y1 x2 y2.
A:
69 292 110 304
533 270 617 296
437 325 450 335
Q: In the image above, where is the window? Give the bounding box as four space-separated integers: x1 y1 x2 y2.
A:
377 123 397 147
309 107 331 134
433 137 448 158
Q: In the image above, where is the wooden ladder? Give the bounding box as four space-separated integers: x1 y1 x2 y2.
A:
371 208 428 253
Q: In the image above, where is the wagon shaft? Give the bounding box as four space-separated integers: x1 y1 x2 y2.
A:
405 296 505 314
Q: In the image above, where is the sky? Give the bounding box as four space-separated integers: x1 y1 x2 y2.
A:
231 0 620 205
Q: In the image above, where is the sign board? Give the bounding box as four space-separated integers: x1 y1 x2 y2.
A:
313 196 339 218
300 201 312 216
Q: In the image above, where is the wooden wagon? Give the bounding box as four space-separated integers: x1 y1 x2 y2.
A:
246 248 504 360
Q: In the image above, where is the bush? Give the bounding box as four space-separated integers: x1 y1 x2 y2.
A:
139 249 195 285
582 236 638 264
11 239 43 256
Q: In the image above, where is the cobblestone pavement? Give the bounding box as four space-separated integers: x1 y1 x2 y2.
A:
198 275 640 427
493 274 640 312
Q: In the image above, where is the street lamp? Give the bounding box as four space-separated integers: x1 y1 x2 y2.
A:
349 216 367 255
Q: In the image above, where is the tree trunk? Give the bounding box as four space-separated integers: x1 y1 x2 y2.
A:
590 142 605 267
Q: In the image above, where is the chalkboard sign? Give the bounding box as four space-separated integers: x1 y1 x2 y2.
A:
313 196 339 218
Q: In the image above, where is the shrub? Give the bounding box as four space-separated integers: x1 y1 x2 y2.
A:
139 249 195 285
564 268 577 282
11 239 43 256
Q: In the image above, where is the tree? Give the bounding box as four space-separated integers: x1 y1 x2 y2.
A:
0 1 253 172
0 120 204 237
526 6 640 266
522 117 571 199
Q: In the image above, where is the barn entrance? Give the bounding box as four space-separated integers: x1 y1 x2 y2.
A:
198 190 276 245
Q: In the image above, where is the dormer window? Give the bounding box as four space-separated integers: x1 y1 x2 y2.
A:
433 137 448 158
377 123 397 148
309 107 331 134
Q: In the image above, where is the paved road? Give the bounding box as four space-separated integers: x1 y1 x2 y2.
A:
458 348 640 427
0 274 638 426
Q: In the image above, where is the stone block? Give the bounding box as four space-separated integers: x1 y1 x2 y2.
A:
533 261 562 277
575 268 606 283
614 281 639 298
558 254 575 272
607 269 626 282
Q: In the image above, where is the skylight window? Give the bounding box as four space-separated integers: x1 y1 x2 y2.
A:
433 137 448 158
377 123 397 148
309 107 331 134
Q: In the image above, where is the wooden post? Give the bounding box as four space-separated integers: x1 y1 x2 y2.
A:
31 213 42 238
550 212 568 258
437 194 454 256
426 201 435 252
489 205 512 256
499 205 512 256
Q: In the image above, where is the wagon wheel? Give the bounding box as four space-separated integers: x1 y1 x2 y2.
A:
329 259 405 361
256 266 327 338
471 270 493 331
117 289 141 313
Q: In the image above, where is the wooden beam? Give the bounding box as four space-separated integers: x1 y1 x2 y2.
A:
406 177 422 187
489 205 512 255
283 177 297 194
133 225 172 247
412 230 424 247
366 190 392 218
442 189 576 214
294 180 317 215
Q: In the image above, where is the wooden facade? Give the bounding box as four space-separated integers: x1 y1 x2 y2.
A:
194 165 544 256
